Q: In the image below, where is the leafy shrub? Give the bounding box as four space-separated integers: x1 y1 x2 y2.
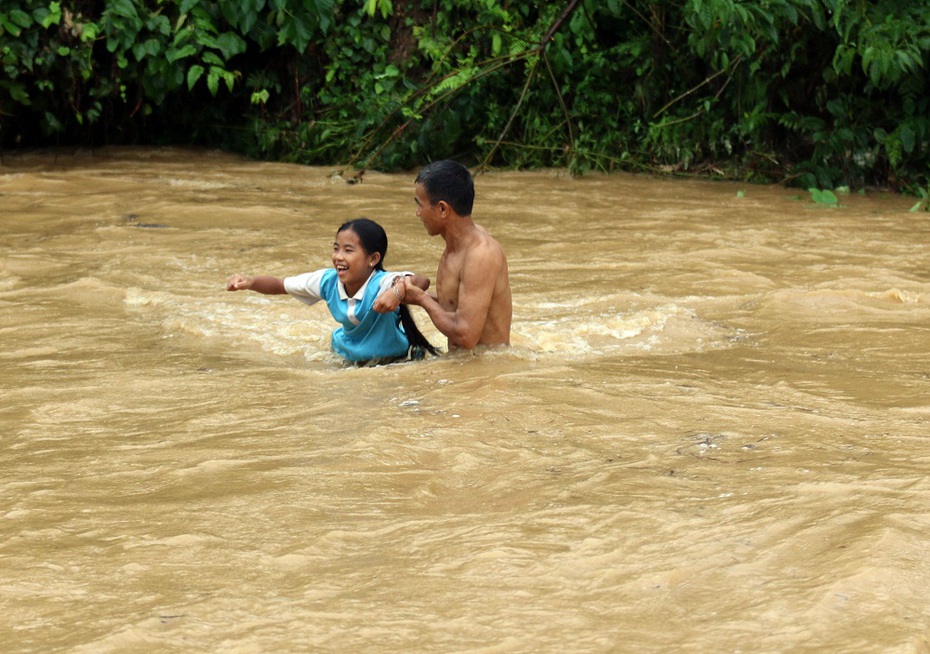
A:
2 0 928 193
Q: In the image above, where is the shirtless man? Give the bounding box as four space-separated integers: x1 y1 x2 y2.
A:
400 160 512 350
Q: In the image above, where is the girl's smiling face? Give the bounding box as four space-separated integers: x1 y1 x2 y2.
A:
333 227 380 296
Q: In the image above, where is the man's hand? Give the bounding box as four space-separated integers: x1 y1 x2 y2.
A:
374 274 432 313
401 276 426 305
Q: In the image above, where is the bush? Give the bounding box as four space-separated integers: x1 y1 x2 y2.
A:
2 0 928 192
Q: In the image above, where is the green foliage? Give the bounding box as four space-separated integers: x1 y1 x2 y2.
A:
2 0 930 195
910 182 930 212
0 0 334 145
808 187 839 206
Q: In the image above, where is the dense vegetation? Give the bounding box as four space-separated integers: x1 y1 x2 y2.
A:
1 0 928 193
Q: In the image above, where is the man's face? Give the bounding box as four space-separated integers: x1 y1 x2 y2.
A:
414 183 441 235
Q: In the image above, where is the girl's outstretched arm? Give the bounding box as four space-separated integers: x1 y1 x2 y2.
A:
226 274 287 294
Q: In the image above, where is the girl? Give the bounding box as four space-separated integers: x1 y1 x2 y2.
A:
226 218 439 365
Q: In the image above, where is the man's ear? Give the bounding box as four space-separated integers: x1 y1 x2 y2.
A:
437 200 450 217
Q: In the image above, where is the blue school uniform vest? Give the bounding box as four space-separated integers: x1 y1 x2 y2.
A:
319 270 409 362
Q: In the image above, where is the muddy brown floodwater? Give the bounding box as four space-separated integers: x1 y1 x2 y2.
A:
2 147 929 653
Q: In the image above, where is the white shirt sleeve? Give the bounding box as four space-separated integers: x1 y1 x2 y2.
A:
283 270 328 306
378 271 414 294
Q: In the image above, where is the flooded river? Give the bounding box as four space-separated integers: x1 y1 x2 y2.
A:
2 147 929 653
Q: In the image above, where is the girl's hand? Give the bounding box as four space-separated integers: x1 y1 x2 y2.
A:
226 274 252 291
373 275 405 313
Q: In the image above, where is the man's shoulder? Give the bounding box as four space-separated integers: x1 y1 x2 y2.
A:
454 230 506 282
471 224 506 255
479 235 507 273
441 222 506 273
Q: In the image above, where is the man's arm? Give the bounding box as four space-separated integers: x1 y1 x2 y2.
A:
372 273 430 313
404 246 500 349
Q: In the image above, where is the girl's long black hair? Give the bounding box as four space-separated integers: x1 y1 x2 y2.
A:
338 218 440 357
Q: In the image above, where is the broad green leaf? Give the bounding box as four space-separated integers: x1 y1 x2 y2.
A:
111 0 139 21
202 51 224 66
9 9 32 28
167 44 198 63
808 188 839 206
217 32 247 59
8 82 31 104
315 0 335 31
207 70 219 96
0 17 23 37
899 125 916 153
187 64 204 89
36 3 61 29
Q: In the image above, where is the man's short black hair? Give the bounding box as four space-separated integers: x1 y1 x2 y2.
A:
415 160 475 217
